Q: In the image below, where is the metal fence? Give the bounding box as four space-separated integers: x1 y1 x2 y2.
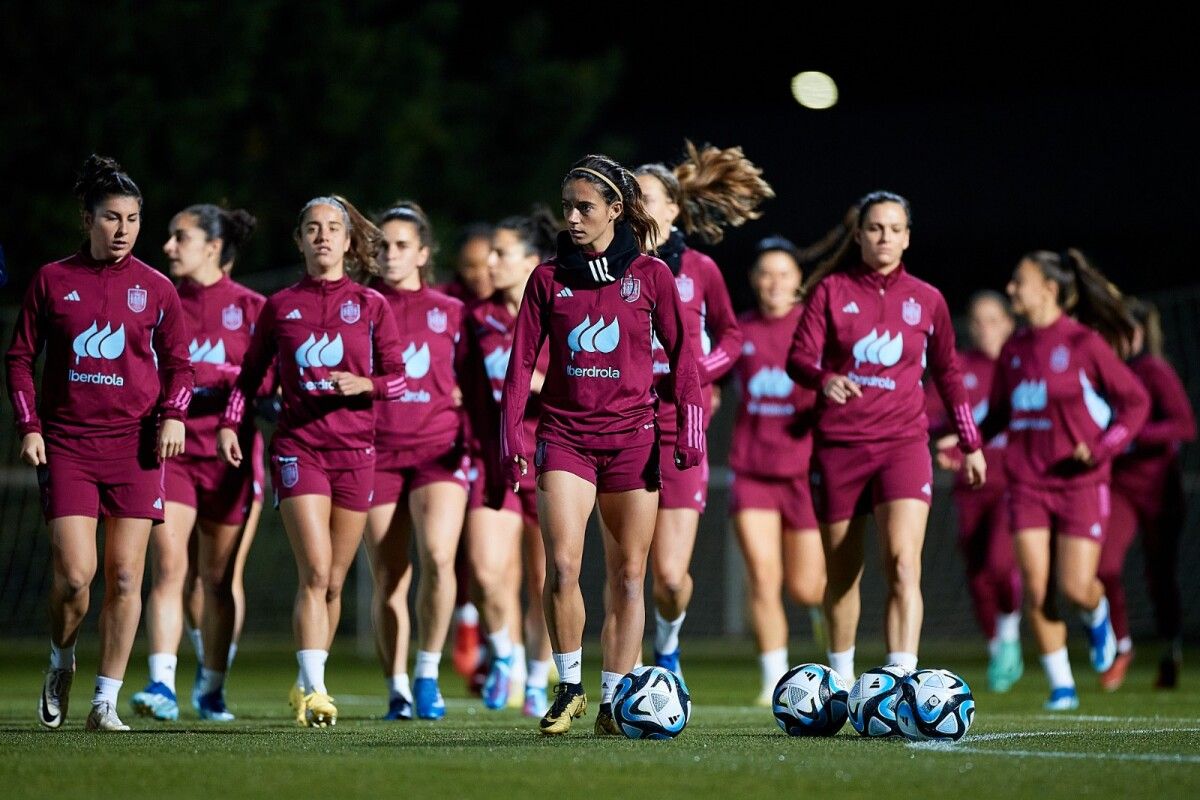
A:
2 283 1198 649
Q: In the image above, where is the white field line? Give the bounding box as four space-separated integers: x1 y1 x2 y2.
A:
909 727 1200 764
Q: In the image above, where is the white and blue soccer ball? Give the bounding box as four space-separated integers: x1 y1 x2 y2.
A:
896 668 975 742
772 663 849 736
848 665 909 737
611 666 692 740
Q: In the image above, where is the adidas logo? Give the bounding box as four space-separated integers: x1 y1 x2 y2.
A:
842 301 860 314
557 287 574 298
921 483 931 496
63 290 81 302
153 498 163 510
285 309 302 320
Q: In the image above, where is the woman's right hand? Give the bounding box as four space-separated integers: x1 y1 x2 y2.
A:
505 455 528 492
19 433 46 466
822 374 863 405
217 428 243 467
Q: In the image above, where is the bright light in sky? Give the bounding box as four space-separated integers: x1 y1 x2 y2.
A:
791 71 838 109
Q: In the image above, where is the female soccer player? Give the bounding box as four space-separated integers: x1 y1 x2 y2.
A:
499 154 703 735
1098 298 1195 690
928 290 1023 692
218 195 407 727
634 142 772 676
786 191 986 684
980 248 1149 709
728 236 825 704
7 154 193 731
130 205 264 722
364 201 469 721
462 207 558 715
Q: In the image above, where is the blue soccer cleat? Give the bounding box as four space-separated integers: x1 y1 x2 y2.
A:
197 690 235 722
654 649 682 680
1087 607 1117 673
130 681 179 721
1044 686 1080 711
523 685 549 718
383 694 414 721
414 677 446 720
483 655 512 710
191 663 203 712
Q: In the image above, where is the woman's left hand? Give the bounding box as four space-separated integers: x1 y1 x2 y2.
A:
328 371 374 396
1073 441 1094 466
158 419 186 462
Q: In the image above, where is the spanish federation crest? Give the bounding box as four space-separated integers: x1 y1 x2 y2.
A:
902 297 922 326
127 286 147 313
675 274 694 303
222 304 244 330
427 307 448 333
1050 344 1070 373
340 300 361 324
280 461 299 489
620 275 641 303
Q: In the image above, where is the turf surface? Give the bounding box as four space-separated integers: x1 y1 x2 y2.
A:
1 638 1197 799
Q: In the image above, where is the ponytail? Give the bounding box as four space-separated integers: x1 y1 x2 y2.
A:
1024 248 1134 354
635 140 774 246
801 191 911 296
1126 297 1163 359
564 154 657 252
182 204 257 270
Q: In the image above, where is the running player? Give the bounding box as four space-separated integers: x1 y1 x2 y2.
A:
364 201 468 721
218 195 407 727
634 141 773 675
441 223 494 679
927 290 1023 691
129 204 264 722
7 154 193 731
980 248 1149 709
1099 297 1195 689
461 207 558 715
728 236 825 704
499 154 704 735
787 191 986 684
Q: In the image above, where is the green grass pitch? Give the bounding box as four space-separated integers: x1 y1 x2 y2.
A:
2 638 1198 799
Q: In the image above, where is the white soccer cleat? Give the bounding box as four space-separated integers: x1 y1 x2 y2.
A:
86 701 131 731
38 666 75 729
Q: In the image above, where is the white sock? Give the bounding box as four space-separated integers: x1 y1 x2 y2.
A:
414 650 441 680
92 675 122 706
148 653 178 693
50 642 75 670
1117 636 1133 654
188 627 204 661
295 668 305 690
1041 647 1076 689
655 610 686 654
527 659 551 689
511 645 528 685
1080 595 1109 628
553 649 583 685
226 643 238 670
388 673 411 701
297 649 328 694
996 611 1021 642
489 628 514 660
760 648 789 692
199 668 225 695
887 651 918 672
600 671 622 704
828 647 855 684
457 602 479 626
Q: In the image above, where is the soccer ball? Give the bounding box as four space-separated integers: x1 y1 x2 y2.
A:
896 668 975 742
611 666 692 740
772 663 849 736
848 665 909 737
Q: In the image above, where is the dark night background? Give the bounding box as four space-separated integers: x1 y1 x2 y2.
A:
2 3 1197 314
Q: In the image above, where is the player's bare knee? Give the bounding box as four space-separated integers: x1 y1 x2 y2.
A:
108 565 141 596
